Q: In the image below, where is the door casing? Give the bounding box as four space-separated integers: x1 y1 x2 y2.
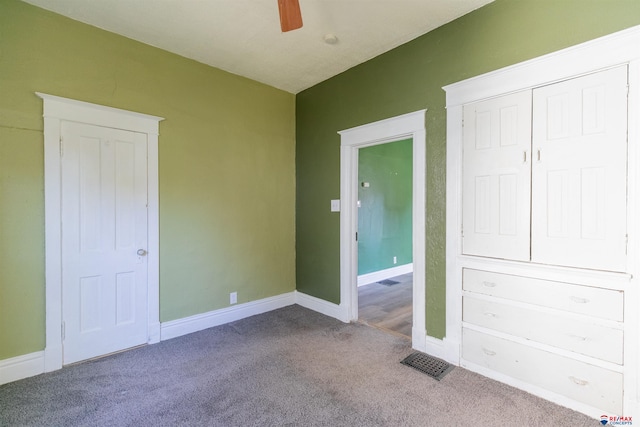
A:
338 110 427 352
38 93 163 372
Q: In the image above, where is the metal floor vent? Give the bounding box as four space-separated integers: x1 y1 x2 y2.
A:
400 352 454 381
378 279 400 286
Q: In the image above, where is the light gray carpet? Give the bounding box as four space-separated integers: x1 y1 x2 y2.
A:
0 305 594 426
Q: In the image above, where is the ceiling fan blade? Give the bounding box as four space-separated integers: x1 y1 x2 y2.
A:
278 0 303 32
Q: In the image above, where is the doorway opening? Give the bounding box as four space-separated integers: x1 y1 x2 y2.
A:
338 110 427 350
357 139 413 338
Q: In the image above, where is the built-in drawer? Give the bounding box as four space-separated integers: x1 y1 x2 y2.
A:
463 269 623 322
462 328 623 414
463 296 623 364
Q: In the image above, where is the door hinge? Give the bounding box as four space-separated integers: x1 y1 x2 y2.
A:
626 234 629 254
355 232 358 242
61 321 65 340
59 137 64 157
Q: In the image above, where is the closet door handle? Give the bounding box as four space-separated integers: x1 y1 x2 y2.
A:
569 296 589 304
569 376 589 386
481 347 496 356
523 150 527 163
537 148 541 162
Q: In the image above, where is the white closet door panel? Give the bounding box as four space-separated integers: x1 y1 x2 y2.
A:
531 66 628 271
462 91 532 260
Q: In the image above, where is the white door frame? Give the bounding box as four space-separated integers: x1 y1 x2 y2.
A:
38 93 163 372
338 110 427 351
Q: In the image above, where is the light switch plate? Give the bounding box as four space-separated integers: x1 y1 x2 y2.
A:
331 199 340 212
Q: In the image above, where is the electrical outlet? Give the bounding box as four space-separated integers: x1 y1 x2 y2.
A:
230 292 237 305
393 256 397 265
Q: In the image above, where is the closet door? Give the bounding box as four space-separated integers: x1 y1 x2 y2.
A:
462 91 532 260
531 66 628 271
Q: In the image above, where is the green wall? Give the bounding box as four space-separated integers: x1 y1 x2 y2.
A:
358 139 412 275
0 0 295 361
295 0 640 338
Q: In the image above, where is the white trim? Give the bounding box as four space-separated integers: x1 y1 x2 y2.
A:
0 352 45 386
423 336 445 360
338 110 427 352
444 104 464 363
411 335 457 365
37 93 163 133
161 293 296 341
339 111 426 146
295 291 347 322
443 25 640 107
37 93 163 372
444 25 640 418
626 59 640 419
357 263 413 286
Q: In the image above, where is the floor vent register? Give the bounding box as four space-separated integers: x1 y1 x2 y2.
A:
400 351 454 381
377 279 400 286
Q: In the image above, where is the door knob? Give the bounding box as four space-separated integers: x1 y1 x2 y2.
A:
137 249 147 256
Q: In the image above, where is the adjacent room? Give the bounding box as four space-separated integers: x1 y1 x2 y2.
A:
356 138 414 338
2 0 640 424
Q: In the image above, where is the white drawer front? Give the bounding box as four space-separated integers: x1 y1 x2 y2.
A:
463 269 623 321
463 297 623 364
462 328 623 414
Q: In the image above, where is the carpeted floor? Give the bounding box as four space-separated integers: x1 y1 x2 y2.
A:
0 305 594 426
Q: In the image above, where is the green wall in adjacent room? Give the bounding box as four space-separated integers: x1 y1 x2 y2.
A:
295 0 640 338
358 139 412 276
0 0 295 361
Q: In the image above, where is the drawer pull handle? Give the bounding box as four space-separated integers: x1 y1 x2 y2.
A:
567 334 587 341
481 347 496 356
483 312 498 318
569 376 589 386
569 296 589 304
482 281 497 288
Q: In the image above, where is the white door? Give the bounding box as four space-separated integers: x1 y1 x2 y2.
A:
61 121 149 364
531 66 628 272
462 90 532 261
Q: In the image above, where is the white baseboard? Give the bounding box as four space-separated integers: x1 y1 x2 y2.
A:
148 321 161 345
412 327 428 353
295 291 347 322
412 331 460 366
0 351 44 386
0 290 354 386
424 335 447 360
357 263 413 286
161 292 296 341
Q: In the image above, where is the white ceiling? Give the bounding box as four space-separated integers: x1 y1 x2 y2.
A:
23 0 494 94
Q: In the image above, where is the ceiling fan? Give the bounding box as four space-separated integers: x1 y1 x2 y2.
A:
278 0 303 32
